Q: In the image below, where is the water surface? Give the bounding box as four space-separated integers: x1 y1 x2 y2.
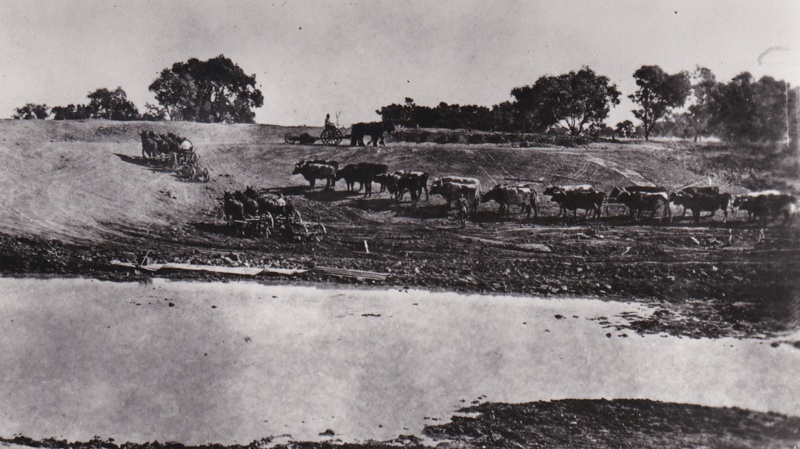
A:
0 278 798 444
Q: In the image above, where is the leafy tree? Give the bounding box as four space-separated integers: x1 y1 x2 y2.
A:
13 103 49 119
51 104 94 120
86 87 140 120
686 66 721 142
511 67 621 137
615 120 635 138
629 65 691 140
377 97 416 127
149 55 264 123
490 101 521 132
711 72 788 142
141 103 168 121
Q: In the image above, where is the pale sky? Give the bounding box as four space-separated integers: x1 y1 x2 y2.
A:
1 0 798 126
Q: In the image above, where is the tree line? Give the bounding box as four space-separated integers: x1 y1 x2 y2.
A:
376 65 792 143
13 57 792 143
13 55 264 124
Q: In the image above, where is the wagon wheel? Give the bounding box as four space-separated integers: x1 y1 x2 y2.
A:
288 208 303 224
320 127 343 146
284 133 293 144
312 223 327 242
262 211 275 230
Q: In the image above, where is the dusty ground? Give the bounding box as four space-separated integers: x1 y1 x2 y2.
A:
1 120 799 446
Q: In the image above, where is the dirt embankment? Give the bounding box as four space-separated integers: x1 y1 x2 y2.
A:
1 120 799 339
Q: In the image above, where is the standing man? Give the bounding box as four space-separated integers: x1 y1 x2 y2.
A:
456 193 469 229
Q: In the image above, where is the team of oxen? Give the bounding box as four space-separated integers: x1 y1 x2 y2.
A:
290 159 797 226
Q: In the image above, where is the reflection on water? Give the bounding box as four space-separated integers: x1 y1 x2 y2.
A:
0 277 798 444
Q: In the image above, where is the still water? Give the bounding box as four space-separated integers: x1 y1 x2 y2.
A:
0 278 798 444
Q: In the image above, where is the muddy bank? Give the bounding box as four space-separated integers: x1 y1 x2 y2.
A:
1 219 799 340
3 399 799 449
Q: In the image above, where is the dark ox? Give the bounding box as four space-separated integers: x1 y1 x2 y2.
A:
733 193 797 225
673 186 720 217
334 162 388 197
481 184 538 219
669 191 731 223
292 159 338 189
543 185 597 218
544 189 605 220
375 171 429 204
430 177 481 213
615 190 672 222
350 121 396 147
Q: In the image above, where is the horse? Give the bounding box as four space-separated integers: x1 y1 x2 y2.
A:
350 121 395 147
140 131 158 158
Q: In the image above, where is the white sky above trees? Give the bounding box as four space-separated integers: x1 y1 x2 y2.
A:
1 0 798 126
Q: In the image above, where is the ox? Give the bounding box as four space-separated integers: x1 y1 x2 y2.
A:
544 185 597 217
393 171 429 203
481 184 538 218
375 171 429 203
733 193 797 225
334 162 388 197
672 186 720 217
669 191 731 223
615 190 672 222
430 177 481 213
545 189 605 219
350 121 396 147
292 160 338 189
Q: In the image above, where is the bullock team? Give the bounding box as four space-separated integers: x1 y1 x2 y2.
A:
287 159 797 226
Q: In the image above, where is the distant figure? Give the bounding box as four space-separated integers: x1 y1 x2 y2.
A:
180 139 193 152
456 193 469 229
276 193 286 207
324 114 336 132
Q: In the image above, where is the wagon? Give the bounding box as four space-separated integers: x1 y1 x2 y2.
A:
275 220 327 242
231 214 274 238
175 153 210 182
284 126 348 146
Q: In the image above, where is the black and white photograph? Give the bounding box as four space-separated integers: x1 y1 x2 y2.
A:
1 1 799 448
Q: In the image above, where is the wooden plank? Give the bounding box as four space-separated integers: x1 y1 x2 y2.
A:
110 260 307 276
455 235 552 253
314 267 389 281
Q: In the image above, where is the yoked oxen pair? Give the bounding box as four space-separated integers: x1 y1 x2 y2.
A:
430 176 482 214
543 185 605 219
733 191 797 225
669 187 731 223
292 159 338 189
609 185 671 222
375 171 429 204
334 162 388 197
481 184 539 218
